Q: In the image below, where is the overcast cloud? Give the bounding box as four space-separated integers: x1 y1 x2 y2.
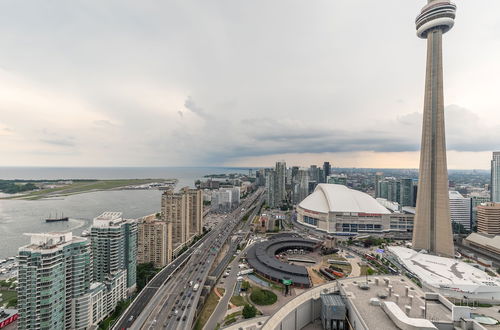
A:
0 1 499 169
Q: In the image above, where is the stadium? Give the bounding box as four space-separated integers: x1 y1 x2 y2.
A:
246 236 319 288
296 184 414 236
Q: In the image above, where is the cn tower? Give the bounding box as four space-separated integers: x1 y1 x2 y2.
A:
412 0 456 257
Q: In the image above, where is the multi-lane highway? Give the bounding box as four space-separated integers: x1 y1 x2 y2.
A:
113 188 264 330
142 189 264 330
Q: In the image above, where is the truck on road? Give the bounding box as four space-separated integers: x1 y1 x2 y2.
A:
193 283 200 292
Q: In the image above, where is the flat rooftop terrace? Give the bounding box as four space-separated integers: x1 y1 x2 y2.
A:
339 275 452 330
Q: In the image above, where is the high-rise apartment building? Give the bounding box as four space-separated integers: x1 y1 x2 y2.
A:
137 214 171 267
90 212 137 291
162 190 188 245
449 191 472 232
491 152 500 202
292 169 310 205
477 202 500 235
184 188 203 238
265 170 276 208
412 0 456 257
18 233 92 330
265 162 287 208
400 178 414 207
212 186 240 212
374 172 384 197
161 188 204 251
275 161 287 204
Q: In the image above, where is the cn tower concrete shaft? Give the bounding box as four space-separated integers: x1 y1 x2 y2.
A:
412 0 456 257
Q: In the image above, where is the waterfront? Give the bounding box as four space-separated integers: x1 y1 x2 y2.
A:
0 167 250 258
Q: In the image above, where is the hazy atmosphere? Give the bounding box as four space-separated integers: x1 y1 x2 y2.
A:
1 0 499 168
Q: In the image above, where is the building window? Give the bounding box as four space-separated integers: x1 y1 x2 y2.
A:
303 216 318 226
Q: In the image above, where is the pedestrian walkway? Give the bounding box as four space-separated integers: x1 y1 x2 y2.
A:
340 251 361 277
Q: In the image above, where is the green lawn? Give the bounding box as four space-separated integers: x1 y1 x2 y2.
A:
0 290 17 307
230 295 246 306
193 289 220 330
250 288 277 306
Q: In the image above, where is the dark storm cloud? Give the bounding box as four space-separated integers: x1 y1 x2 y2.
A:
0 1 499 167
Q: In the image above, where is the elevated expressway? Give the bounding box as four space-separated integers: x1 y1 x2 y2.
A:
113 188 264 330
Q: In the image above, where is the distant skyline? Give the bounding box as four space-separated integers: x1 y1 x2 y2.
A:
1 1 499 169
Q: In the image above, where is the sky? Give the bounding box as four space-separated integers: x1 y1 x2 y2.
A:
0 1 499 169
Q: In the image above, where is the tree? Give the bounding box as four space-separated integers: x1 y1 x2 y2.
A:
242 304 257 319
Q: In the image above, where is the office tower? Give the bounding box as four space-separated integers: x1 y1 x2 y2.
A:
400 178 414 207
137 214 171 267
449 191 472 232
18 233 92 330
308 165 320 183
291 166 300 183
491 152 500 202
477 202 500 235
412 0 456 257
323 162 331 182
90 212 137 291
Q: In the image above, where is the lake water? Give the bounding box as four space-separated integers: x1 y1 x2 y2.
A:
0 167 251 258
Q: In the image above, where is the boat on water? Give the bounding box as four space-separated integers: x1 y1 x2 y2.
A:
45 212 69 222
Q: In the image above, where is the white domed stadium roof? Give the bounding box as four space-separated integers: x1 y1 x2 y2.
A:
298 184 390 214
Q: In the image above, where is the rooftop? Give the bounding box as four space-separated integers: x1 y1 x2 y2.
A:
449 191 466 199
92 211 128 227
19 232 87 252
388 246 500 288
466 232 500 252
339 276 450 330
246 237 318 286
299 184 390 215
262 275 465 330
